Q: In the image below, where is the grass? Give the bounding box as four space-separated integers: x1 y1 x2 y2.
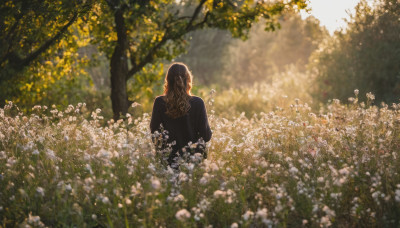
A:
1 89 400 227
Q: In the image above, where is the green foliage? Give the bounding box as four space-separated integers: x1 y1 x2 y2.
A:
0 0 96 110
212 67 314 118
177 29 233 85
1 0 308 117
178 12 327 87
311 0 400 104
226 12 327 85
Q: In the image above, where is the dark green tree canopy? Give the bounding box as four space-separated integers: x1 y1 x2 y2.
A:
311 0 400 104
0 0 307 118
0 0 92 77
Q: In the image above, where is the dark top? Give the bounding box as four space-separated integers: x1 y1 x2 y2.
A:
150 96 212 155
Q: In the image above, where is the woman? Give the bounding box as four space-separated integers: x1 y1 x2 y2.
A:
150 62 212 166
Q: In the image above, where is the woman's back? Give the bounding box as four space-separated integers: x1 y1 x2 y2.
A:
150 95 212 155
150 62 212 166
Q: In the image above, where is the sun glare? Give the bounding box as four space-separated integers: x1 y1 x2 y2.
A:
301 0 374 34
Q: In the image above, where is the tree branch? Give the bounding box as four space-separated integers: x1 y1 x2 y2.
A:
126 0 209 80
186 0 207 31
127 35 169 79
19 12 78 68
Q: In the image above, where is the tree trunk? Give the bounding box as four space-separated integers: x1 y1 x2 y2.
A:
110 8 129 120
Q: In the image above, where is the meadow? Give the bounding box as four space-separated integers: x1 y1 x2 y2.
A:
1 84 400 227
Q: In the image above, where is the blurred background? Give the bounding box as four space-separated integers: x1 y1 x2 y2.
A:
0 0 399 119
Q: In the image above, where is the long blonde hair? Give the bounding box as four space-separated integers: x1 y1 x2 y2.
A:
163 62 193 118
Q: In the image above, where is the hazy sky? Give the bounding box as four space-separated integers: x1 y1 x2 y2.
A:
301 0 373 34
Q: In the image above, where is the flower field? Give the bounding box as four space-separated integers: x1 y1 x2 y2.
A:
1 92 400 227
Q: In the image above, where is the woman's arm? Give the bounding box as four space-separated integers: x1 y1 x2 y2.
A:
150 97 163 133
198 98 212 142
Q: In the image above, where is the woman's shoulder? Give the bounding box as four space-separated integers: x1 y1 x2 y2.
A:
153 96 166 107
190 96 204 103
154 95 166 102
190 96 206 107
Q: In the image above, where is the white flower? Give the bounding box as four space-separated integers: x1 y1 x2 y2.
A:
199 173 210 185
36 187 45 197
28 213 41 225
97 148 111 159
395 189 400 202
32 149 39 155
231 222 239 228
173 194 185 202
320 215 332 227
65 184 72 191
256 208 268 219
92 214 97 220
242 210 254 221
101 196 110 204
289 166 299 174
151 178 161 190
125 198 132 205
322 205 336 217
46 149 57 160
175 209 191 221
178 172 188 183
339 167 350 176
213 190 226 198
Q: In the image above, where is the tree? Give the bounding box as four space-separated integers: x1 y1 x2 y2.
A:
176 28 233 85
225 12 327 85
177 12 327 87
1 0 307 119
0 0 92 78
0 0 94 109
90 0 307 119
310 0 400 104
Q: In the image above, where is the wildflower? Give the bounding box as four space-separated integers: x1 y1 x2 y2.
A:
101 196 110 204
354 89 359 96
178 172 188 183
32 149 39 155
151 178 161 190
131 102 141 108
242 210 254 221
174 194 185 202
231 222 239 228
175 209 191 221
6 157 16 167
366 92 375 100
97 148 111 159
213 190 226 198
65 184 72 191
46 149 57 160
256 208 268 219
28 213 41 225
92 214 97 220
322 205 336 217
125 198 132 205
395 189 400 202
339 167 350 175
320 216 332 227
36 187 45 197
289 166 299 174
199 173 210 185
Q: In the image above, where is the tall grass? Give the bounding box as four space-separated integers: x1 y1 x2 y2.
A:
1 87 400 227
